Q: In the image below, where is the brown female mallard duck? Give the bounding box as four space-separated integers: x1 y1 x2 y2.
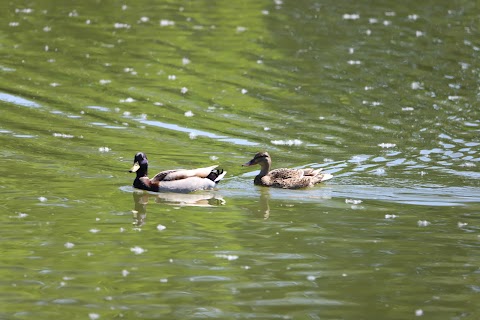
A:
129 152 226 193
242 151 332 189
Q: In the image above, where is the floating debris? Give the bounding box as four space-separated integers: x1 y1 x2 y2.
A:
343 13 360 20
38 196 48 202
415 309 424 316
160 19 175 26
385 214 397 219
215 254 239 261
184 110 194 117
181 87 188 94
417 220 430 227
345 199 363 205
156 224 166 231
64 242 75 249
271 139 302 146
98 147 110 152
378 143 396 148
130 246 145 254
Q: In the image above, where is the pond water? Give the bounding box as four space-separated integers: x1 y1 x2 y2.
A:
1 0 479 319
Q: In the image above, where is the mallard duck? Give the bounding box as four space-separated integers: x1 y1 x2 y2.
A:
242 151 333 189
129 152 226 193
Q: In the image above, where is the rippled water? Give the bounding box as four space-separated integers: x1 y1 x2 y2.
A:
1 0 479 319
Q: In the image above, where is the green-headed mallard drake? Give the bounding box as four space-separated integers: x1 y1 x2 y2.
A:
242 151 333 189
129 152 226 193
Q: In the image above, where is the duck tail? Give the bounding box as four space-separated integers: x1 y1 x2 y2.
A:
206 169 227 183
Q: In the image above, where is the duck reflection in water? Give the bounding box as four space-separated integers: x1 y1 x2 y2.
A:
131 190 226 226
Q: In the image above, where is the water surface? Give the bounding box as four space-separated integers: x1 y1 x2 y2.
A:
1 0 479 319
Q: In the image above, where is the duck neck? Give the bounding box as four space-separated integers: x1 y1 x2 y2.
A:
257 159 271 178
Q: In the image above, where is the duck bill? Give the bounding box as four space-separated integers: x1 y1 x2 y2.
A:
242 160 254 167
129 162 140 173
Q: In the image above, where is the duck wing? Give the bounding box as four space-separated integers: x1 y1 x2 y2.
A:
263 168 332 189
151 165 219 182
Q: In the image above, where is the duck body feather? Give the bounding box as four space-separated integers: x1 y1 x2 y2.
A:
130 152 225 193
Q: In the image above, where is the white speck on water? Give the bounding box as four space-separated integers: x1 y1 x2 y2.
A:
383 20 392 26
156 224 166 231
120 97 135 103
98 147 110 152
369 18 378 24
121 4 127 10
241 88 248 94
68 10 78 17
130 246 145 254
457 222 468 228
168 75 176 80
9 22 20 27
345 199 363 205
64 242 75 249
347 60 361 65
169 259 174 263
50 82 60 87
160 278 168 283
215 254 239 261
416 31 425 37
343 13 360 20
181 87 188 94
89 313 100 320
210 155 218 161
113 23 131 29
402 107 414 111
242 265 251 270
417 220 430 227
342 273 348 277
38 197 47 202
261 10 269 15
385 11 396 16
139 16 149 23
95 217 100 221
408 14 419 21
385 214 397 219
378 143 396 148
307 275 316 281
89 228 100 233
120 227 125 232
364 86 373 90
53 133 74 138
182 57 191 65
43 26 51 32
160 19 175 26
448 95 460 101
189 132 197 139
99 79 111 85
122 269 129 277
366 29 372 35
349 48 355 54
87 252 93 256
184 110 194 117
257 59 263 64
415 309 424 316
16 212 28 218
411 82 423 90
264 127 270 131
271 139 303 146
236 26 247 33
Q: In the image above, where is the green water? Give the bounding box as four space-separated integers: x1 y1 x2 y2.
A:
1 0 479 319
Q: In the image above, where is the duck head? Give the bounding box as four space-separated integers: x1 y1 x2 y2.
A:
129 152 149 177
242 151 271 167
